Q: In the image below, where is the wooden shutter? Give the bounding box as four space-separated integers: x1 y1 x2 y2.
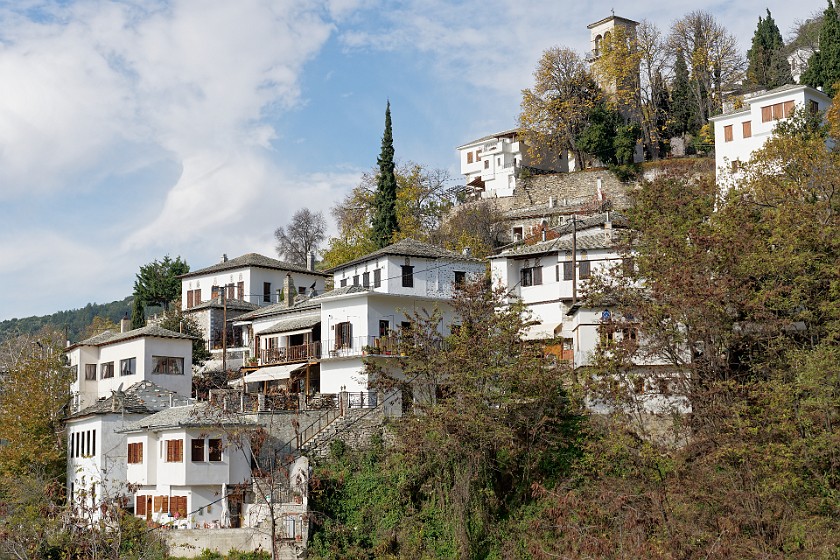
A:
237 281 244 300
172 496 187 517
783 100 795 118
723 125 733 142
136 495 146 516
162 496 169 514
742 120 752 138
187 291 194 308
153 496 162 512
761 105 772 122
533 265 543 285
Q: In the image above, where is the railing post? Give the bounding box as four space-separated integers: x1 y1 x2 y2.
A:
340 391 348 417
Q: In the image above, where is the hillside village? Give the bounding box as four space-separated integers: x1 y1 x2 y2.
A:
2 7 840 560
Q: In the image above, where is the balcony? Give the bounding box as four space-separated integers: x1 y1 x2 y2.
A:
324 335 406 359
260 342 321 366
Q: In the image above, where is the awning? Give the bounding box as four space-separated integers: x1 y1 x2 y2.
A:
522 322 563 340
259 315 320 336
228 364 305 386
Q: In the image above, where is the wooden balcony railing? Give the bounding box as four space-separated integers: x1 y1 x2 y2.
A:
260 342 321 365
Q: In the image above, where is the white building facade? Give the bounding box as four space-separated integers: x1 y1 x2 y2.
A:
66 322 195 412
710 84 831 189
456 129 567 198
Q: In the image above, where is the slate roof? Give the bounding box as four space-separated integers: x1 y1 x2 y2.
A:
326 238 482 273
235 298 320 321
118 402 256 433
260 314 321 336
456 128 519 149
68 380 192 419
490 213 629 259
72 324 197 349
179 253 329 279
186 298 260 313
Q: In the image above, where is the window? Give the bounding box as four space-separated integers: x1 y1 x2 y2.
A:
101 362 114 379
520 263 542 287
723 125 733 142
298 286 306 294
579 252 591 279
809 99 819 114
454 271 466 287
761 101 795 122
120 357 136 376
165 439 184 462
353 275 359 286
128 442 143 464
152 356 184 375
335 321 352 349
209 438 222 462
484 160 489 169
136 495 147 516
467 151 474 164
476 149 481 160
340 278 347 288
237 281 245 300
171 496 187 517
226 284 235 300
563 262 574 281
191 438 205 462
373 269 381 288
512 227 523 241
731 159 741 172
401 265 414 288
263 282 271 303
85 364 96 380
187 289 194 308
742 120 752 138
362 272 370 287
211 285 221 298
379 320 390 338
154 495 169 513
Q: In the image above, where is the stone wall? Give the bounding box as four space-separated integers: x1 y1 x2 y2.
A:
494 168 635 213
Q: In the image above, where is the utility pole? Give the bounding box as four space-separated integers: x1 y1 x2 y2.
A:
571 214 578 307
222 285 229 374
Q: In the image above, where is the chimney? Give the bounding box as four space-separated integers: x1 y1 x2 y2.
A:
120 315 131 333
221 254 228 262
541 228 547 242
462 247 472 257
307 251 316 271
284 273 296 307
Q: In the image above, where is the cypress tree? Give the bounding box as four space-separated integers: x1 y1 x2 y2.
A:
803 0 840 95
371 101 399 249
670 48 697 136
747 10 793 88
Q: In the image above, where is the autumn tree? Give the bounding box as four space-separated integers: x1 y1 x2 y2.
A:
82 315 119 339
746 9 793 88
668 11 743 123
274 208 326 267
520 46 601 168
321 162 458 269
802 1 840 95
431 199 504 258
371 101 399 249
131 255 189 328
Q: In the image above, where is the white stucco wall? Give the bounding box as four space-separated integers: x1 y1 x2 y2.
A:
182 266 327 309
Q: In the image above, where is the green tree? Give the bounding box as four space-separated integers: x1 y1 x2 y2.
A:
669 47 698 136
132 255 189 322
519 46 601 168
158 308 210 367
747 9 794 88
371 101 399 249
803 1 840 95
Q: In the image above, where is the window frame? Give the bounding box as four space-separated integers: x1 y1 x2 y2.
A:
127 442 144 464
165 439 184 463
208 438 223 462
152 356 184 375
85 364 97 381
723 124 733 142
191 438 205 462
100 362 115 379
120 357 136 376
401 265 414 288
742 120 752 138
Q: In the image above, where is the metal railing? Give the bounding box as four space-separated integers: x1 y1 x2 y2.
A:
324 336 406 358
260 342 321 365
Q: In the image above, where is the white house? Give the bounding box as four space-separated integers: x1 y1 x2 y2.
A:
456 129 567 198
65 381 192 522
319 238 487 397
180 253 329 370
489 213 689 422
66 320 195 412
180 253 328 311
120 403 255 529
710 84 831 189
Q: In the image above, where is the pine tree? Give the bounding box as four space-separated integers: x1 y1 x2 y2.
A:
371 101 399 249
669 48 697 136
803 1 840 95
747 9 793 88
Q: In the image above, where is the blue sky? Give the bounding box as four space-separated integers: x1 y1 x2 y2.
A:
0 0 825 321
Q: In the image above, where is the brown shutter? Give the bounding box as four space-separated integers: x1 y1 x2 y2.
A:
742 121 752 138
154 495 162 512
724 125 733 141
187 291 194 308
762 105 772 122
784 100 795 118
162 496 169 514
136 495 146 516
